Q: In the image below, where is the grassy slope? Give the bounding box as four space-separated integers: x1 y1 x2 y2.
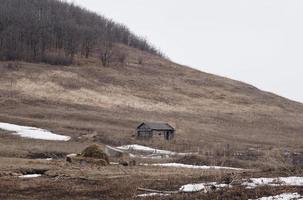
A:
1 45 303 152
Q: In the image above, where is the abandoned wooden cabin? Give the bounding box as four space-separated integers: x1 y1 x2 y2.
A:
136 122 175 140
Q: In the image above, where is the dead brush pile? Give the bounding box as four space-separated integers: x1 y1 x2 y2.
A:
80 144 109 163
80 144 109 162
67 144 110 166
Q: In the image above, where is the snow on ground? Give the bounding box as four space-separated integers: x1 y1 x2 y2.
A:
117 144 174 155
116 144 193 156
119 144 244 170
252 193 303 200
137 176 303 198
137 193 170 197
243 177 303 189
0 122 70 141
138 181 230 197
66 153 77 157
148 163 243 171
179 182 231 193
19 174 42 178
179 183 206 193
133 154 164 159
35 158 53 161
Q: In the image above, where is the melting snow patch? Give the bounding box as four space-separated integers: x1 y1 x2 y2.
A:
252 193 303 200
35 158 53 161
138 181 231 197
117 144 174 154
137 193 170 197
180 183 206 193
66 153 77 157
149 163 243 171
179 182 231 193
19 174 42 178
116 144 193 156
242 177 303 189
0 122 70 141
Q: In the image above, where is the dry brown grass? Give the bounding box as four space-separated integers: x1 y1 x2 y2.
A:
1 57 303 151
1 45 303 169
1 55 303 149
0 155 245 200
0 156 301 200
1 45 303 199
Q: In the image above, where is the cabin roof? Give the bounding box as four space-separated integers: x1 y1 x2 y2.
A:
137 122 174 131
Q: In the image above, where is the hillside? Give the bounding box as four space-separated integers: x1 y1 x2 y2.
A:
2 1 303 199
1 44 303 154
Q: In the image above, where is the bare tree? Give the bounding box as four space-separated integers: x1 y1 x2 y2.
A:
100 40 113 66
0 0 163 65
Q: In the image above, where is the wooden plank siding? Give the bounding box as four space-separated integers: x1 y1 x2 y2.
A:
136 122 175 140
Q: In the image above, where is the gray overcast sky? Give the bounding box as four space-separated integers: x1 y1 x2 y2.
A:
69 0 303 103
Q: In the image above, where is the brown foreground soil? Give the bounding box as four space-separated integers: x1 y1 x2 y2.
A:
0 153 302 200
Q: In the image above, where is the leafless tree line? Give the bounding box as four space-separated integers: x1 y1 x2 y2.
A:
0 0 162 65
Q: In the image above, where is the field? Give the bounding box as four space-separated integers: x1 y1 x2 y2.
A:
1 45 303 199
0 131 303 200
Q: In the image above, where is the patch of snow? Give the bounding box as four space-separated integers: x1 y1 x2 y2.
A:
180 183 206 193
179 181 231 193
211 183 231 188
137 193 170 197
117 144 193 156
66 153 77 157
117 144 173 154
243 177 303 189
138 181 230 197
19 174 42 178
129 153 136 158
0 122 70 141
252 193 303 200
148 163 243 171
35 158 53 161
